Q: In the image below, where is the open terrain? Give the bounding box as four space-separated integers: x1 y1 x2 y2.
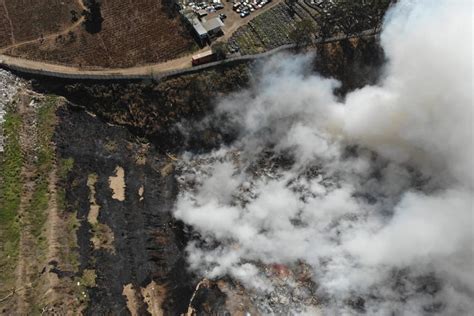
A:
0 37 384 313
0 1 430 315
1 0 197 68
0 0 82 48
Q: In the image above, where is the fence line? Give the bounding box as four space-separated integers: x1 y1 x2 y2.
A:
0 29 379 82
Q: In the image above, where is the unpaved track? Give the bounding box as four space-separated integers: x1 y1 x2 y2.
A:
10 89 72 315
0 0 85 53
0 0 284 78
43 151 61 306
0 17 86 53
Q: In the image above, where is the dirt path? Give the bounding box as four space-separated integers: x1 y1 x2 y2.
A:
0 0 86 53
0 0 284 77
0 16 85 54
43 159 61 304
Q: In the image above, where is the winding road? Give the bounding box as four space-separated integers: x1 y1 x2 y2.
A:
0 0 378 81
0 0 287 79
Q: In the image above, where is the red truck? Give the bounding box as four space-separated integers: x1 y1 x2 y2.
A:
192 50 216 66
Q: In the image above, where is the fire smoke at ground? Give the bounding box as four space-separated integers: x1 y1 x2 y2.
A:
173 0 473 314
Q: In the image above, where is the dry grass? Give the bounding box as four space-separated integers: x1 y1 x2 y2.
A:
0 0 80 47
5 0 197 68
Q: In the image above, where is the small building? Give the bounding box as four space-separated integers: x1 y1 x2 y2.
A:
202 17 224 37
191 17 208 43
179 8 224 46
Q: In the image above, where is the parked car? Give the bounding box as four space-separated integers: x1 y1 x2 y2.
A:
240 10 249 17
214 3 224 10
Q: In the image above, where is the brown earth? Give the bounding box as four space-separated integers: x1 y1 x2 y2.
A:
3 0 197 68
0 0 81 48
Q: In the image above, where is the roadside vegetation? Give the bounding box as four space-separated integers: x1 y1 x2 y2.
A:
29 97 57 243
0 102 23 295
226 1 321 55
226 0 391 55
0 94 84 313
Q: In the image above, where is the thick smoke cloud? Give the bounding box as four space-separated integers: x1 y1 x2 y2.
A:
174 0 473 314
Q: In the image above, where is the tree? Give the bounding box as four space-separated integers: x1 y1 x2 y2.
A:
212 42 227 60
287 0 298 17
289 20 315 48
82 0 104 34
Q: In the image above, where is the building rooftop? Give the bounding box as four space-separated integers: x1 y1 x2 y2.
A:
191 18 208 37
192 50 214 60
202 17 224 32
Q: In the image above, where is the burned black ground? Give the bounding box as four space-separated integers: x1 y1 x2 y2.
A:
54 104 195 315
23 37 385 314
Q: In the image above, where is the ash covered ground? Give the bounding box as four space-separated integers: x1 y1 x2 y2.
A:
172 0 473 315
0 70 24 151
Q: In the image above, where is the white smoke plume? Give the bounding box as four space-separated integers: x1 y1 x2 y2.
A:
174 0 473 314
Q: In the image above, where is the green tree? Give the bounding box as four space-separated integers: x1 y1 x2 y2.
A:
212 42 227 60
289 20 315 48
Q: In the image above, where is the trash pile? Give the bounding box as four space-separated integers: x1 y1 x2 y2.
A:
175 149 322 314
0 69 23 152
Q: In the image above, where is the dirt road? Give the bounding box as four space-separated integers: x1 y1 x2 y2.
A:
0 0 284 78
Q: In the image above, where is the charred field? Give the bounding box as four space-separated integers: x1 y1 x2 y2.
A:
28 38 385 314
1 37 389 314
54 104 194 315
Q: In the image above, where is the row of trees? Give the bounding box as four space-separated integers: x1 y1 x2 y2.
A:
314 0 393 37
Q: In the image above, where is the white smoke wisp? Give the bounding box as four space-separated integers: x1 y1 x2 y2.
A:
174 0 473 314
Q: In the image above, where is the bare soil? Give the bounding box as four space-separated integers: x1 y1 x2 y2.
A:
4 0 197 68
0 0 81 48
108 166 125 202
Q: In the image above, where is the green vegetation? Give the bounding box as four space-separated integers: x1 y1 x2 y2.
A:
59 157 74 178
227 3 300 55
57 158 74 209
29 96 58 241
211 42 227 60
314 0 392 36
0 103 23 284
80 269 97 287
290 19 316 47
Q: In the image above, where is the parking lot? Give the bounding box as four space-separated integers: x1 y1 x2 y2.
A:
232 0 273 18
179 0 283 41
181 0 273 19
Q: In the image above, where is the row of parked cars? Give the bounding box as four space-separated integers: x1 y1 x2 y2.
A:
187 1 224 12
233 0 272 17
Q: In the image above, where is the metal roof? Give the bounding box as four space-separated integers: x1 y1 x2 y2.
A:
191 18 208 36
202 17 224 32
192 50 214 60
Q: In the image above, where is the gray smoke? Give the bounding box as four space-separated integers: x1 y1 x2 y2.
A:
174 0 473 314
